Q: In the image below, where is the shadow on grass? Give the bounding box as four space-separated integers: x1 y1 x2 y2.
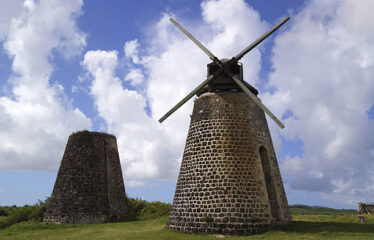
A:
271 221 374 234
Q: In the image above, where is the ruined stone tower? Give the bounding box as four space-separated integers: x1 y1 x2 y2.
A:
44 131 128 224
166 92 291 234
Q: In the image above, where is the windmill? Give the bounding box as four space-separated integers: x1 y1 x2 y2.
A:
162 16 292 234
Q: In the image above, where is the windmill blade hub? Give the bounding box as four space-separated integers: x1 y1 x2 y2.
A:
197 58 258 96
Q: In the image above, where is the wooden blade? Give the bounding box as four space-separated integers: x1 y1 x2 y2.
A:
169 18 219 63
230 75 285 129
158 74 215 123
234 16 290 61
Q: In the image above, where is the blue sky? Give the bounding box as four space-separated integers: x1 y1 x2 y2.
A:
0 0 373 210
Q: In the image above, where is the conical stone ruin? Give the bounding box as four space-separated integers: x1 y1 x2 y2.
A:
166 92 291 234
44 131 128 224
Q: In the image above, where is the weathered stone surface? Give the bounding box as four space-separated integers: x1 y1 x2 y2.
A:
167 92 291 234
44 131 128 224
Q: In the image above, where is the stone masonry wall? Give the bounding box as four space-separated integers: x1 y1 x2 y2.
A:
167 92 291 234
44 131 128 224
247 96 291 224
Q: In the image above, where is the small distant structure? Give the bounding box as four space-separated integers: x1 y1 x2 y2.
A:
358 203 374 215
358 215 365 224
44 131 128 224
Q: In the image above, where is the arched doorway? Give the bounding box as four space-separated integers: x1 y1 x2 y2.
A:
259 146 279 220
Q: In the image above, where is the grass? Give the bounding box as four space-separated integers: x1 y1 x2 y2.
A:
0 214 374 240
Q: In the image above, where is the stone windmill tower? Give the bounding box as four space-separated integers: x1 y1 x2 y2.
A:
44 131 128 224
159 17 292 234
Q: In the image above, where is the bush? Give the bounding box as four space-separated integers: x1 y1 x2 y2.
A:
30 199 49 222
126 198 171 221
0 198 49 229
138 201 171 220
0 197 170 228
0 207 8 216
126 198 148 221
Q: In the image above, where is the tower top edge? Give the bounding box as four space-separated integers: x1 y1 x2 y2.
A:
70 130 116 139
198 91 259 98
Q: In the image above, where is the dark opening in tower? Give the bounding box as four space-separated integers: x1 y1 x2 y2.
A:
259 146 280 221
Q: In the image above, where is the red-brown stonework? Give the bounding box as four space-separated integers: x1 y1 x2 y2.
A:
44 131 128 224
167 92 291 234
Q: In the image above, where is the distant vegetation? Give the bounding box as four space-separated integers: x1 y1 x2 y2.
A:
289 204 356 215
0 199 48 229
0 197 171 229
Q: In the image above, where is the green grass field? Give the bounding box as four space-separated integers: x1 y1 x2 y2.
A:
0 214 373 240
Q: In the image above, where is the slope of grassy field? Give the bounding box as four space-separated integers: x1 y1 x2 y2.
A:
0 214 374 240
290 204 357 215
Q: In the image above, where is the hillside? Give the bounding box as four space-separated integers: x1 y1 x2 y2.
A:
289 204 357 215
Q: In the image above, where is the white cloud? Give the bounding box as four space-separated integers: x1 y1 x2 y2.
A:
123 39 144 86
267 0 374 205
281 155 303 176
127 180 146 187
124 39 140 64
82 50 180 182
82 0 268 184
0 0 24 40
124 68 144 86
0 0 91 171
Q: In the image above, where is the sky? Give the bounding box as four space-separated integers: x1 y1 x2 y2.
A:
0 0 373 209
